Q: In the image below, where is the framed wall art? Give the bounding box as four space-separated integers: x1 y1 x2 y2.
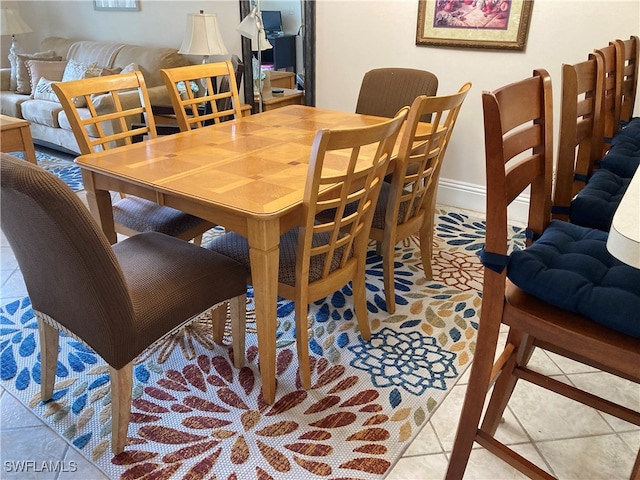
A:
416 0 533 50
94 0 139 11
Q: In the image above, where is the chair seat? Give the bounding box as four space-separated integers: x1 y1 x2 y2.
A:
507 220 640 338
112 232 247 365
113 196 209 238
206 228 347 286
570 168 632 230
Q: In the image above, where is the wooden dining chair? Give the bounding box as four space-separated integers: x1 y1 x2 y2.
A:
369 82 471 313
552 56 604 222
52 72 215 244
205 108 409 389
445 69 640 479
160 60 243 131
355 67 438 121
0 153 248 455
614 35 639 124
593 43 623 155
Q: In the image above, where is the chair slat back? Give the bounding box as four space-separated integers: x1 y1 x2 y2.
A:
592 44 622 152
614 35 639 123
52 71 157 154
161 61 243 131
300 108 408 285
389 83 471 228
483 69 554 255
553 57 604 221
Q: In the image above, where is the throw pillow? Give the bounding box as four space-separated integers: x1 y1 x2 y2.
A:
62 59 99 82
15 51 62 94
33 77 60 103
25 60 68 99
120 62 139 74
61 59 99 107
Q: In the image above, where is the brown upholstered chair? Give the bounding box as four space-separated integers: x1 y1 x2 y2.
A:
0 153 247 455
614 35 639 124
552 56 604 221
355 67 438 121
445 70 640 479
52 72 215 244
368 83 471 313
160 60 243 131
205 108 408 389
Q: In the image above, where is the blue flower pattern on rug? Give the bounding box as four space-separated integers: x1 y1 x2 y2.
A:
349 327 458 395
7 150 84 191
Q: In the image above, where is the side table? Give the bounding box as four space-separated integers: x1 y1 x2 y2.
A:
0 115 37 164
254 88 304 113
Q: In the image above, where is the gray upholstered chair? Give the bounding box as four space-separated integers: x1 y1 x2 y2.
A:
355 67 438 120
0 153 248 455
205 108 408 390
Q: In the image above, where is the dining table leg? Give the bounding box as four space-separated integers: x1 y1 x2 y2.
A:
82 170 117 244
247 218 281 404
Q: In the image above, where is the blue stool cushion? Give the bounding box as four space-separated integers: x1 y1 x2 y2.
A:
508 220 640 338
570 169 631 231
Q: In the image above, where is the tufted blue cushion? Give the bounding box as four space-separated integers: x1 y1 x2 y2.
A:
570 168 631 231
507 220 640 338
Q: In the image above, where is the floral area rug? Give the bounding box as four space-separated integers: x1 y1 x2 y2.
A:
7 150 84 191
0 209 524 480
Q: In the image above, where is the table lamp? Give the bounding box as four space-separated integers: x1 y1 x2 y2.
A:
179 10 228 64
1 8 33 91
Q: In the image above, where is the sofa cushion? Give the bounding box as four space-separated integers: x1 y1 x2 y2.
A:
508 220 640 338
57 108 100 137
15 51 62 94
21 99 64 128
0 91 31 118
112 45 189 87
66 41 125 68
25 60 67 98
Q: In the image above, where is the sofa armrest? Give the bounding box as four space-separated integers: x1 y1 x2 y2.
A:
1 68 12 91
146 85 172 106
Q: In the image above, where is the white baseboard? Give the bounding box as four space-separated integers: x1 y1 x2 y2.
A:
436 177 530 226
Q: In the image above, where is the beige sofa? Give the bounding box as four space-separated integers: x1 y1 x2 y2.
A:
0 37 190 155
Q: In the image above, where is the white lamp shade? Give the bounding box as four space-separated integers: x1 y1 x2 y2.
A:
0 8 33 36
251 29 273 51
179 12 228 56
237 8 260 39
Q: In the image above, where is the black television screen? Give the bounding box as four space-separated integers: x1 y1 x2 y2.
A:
261 10 282 33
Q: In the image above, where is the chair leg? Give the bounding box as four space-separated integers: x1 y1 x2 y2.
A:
211 302 227 344
36 315 59 401
631 447 640 480
446 273 506 479
109 363 133 455
354 261 372 341
229 294 247 368
295 301 312 389
419 212 434 280
480 329 531 434
192 234 203 246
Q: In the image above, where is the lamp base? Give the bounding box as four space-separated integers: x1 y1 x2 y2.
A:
8 36 24 92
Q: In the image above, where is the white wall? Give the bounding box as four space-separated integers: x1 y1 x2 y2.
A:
316 0 640 216
2 0 639 219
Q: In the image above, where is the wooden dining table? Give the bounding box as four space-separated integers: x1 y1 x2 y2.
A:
76 105 426 404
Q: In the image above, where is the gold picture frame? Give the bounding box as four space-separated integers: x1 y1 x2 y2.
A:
416 0 533 50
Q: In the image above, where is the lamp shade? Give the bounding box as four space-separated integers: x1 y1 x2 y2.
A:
179 11 228 57
0 8 33 36
251 29 273 51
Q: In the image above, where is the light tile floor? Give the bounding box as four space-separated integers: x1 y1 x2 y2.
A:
0 154 638 479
